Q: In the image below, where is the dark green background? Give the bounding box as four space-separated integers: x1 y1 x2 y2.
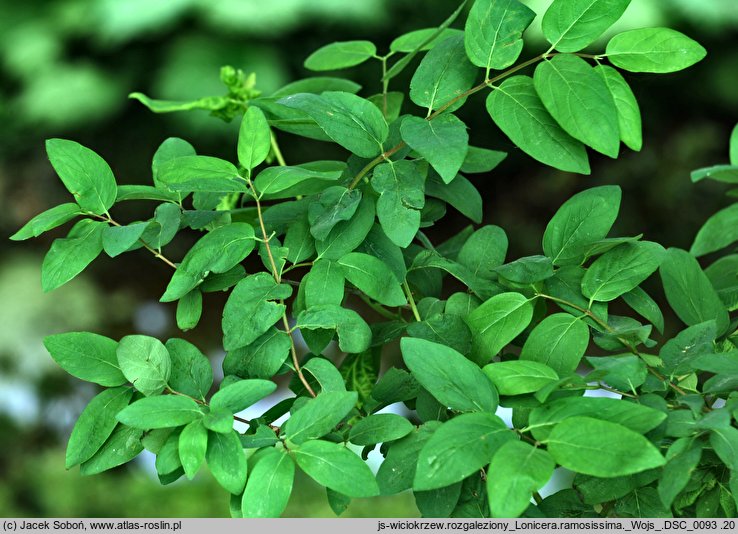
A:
1 0 736 517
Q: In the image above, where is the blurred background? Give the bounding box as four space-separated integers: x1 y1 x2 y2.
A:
1 0 737 518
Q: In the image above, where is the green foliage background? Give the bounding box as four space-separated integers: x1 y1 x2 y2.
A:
1 0 738 517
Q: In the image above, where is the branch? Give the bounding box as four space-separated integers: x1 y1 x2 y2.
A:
246 175 317 398
92 213 178 270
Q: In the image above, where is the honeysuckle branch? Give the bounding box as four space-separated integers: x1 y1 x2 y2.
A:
91 212 179 270
349 51 603 191
534 292 691 398
246 175 317 398
167 386 276 429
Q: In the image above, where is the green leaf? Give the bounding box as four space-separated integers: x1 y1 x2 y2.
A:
409 34 478 112
691 203 738 257
116 395 202 429
238 106 271 172
466 292 534 360
279 92 388 158
284 391 358 445
606 28 707 73
372 160 425 247
179 420 208 479
349 414 414 446
326 489 351 517
304 41 376 71
542 0 631 53
303 358 346 393
457 225 508 281
165 338 212 401
161 223 256 302
242 449 295 518
357 225 408 281
383 1 469 82
138 203 181 251
293 440 379 498
495 255 554 284
464 0 535 70
407 314 473 355
102 222 148 258
390 28 463 53
400 114 468 184
582 241 665 302
483 361 559 395
115 185 180 203
401 338 498 413
44 332 126 387
622 287 665 334
271 77 361 98
308 187 362 240
487 440 555 518
156 155 245 193
709 426 738 470
297 304 371 354
595 65 642 152
116 335 171 396
10 203 82 241
543 185 621 265
659 248 729 335
254 165 344 200
414 412 513 491
224 328 291 380
520 313 589 376
658 438 702 509
587 354 647 391
461 147 507 173
206 430 248 494
487 76 589 174
426 173 482 224
691 165 738 184
176 289 202 332
45 139 117 214
529 396 666 441
203 407 234 434
210 379 276 414
305 260 345 308
284 219 316 264
705 255 738 311
315 196 375 261
79 425 143 475
41 219 105 292
66 386 133 468
661 321 716 376
154 434 185 477
376 424 438 495
546 416 665 477
415 483 462 518
222 273 292 351
338 252 406 307
152 137 196 190
534 54 620 157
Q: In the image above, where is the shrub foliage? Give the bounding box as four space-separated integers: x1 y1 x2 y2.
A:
13 0 738 519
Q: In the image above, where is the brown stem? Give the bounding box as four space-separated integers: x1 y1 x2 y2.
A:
247 176 316 398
